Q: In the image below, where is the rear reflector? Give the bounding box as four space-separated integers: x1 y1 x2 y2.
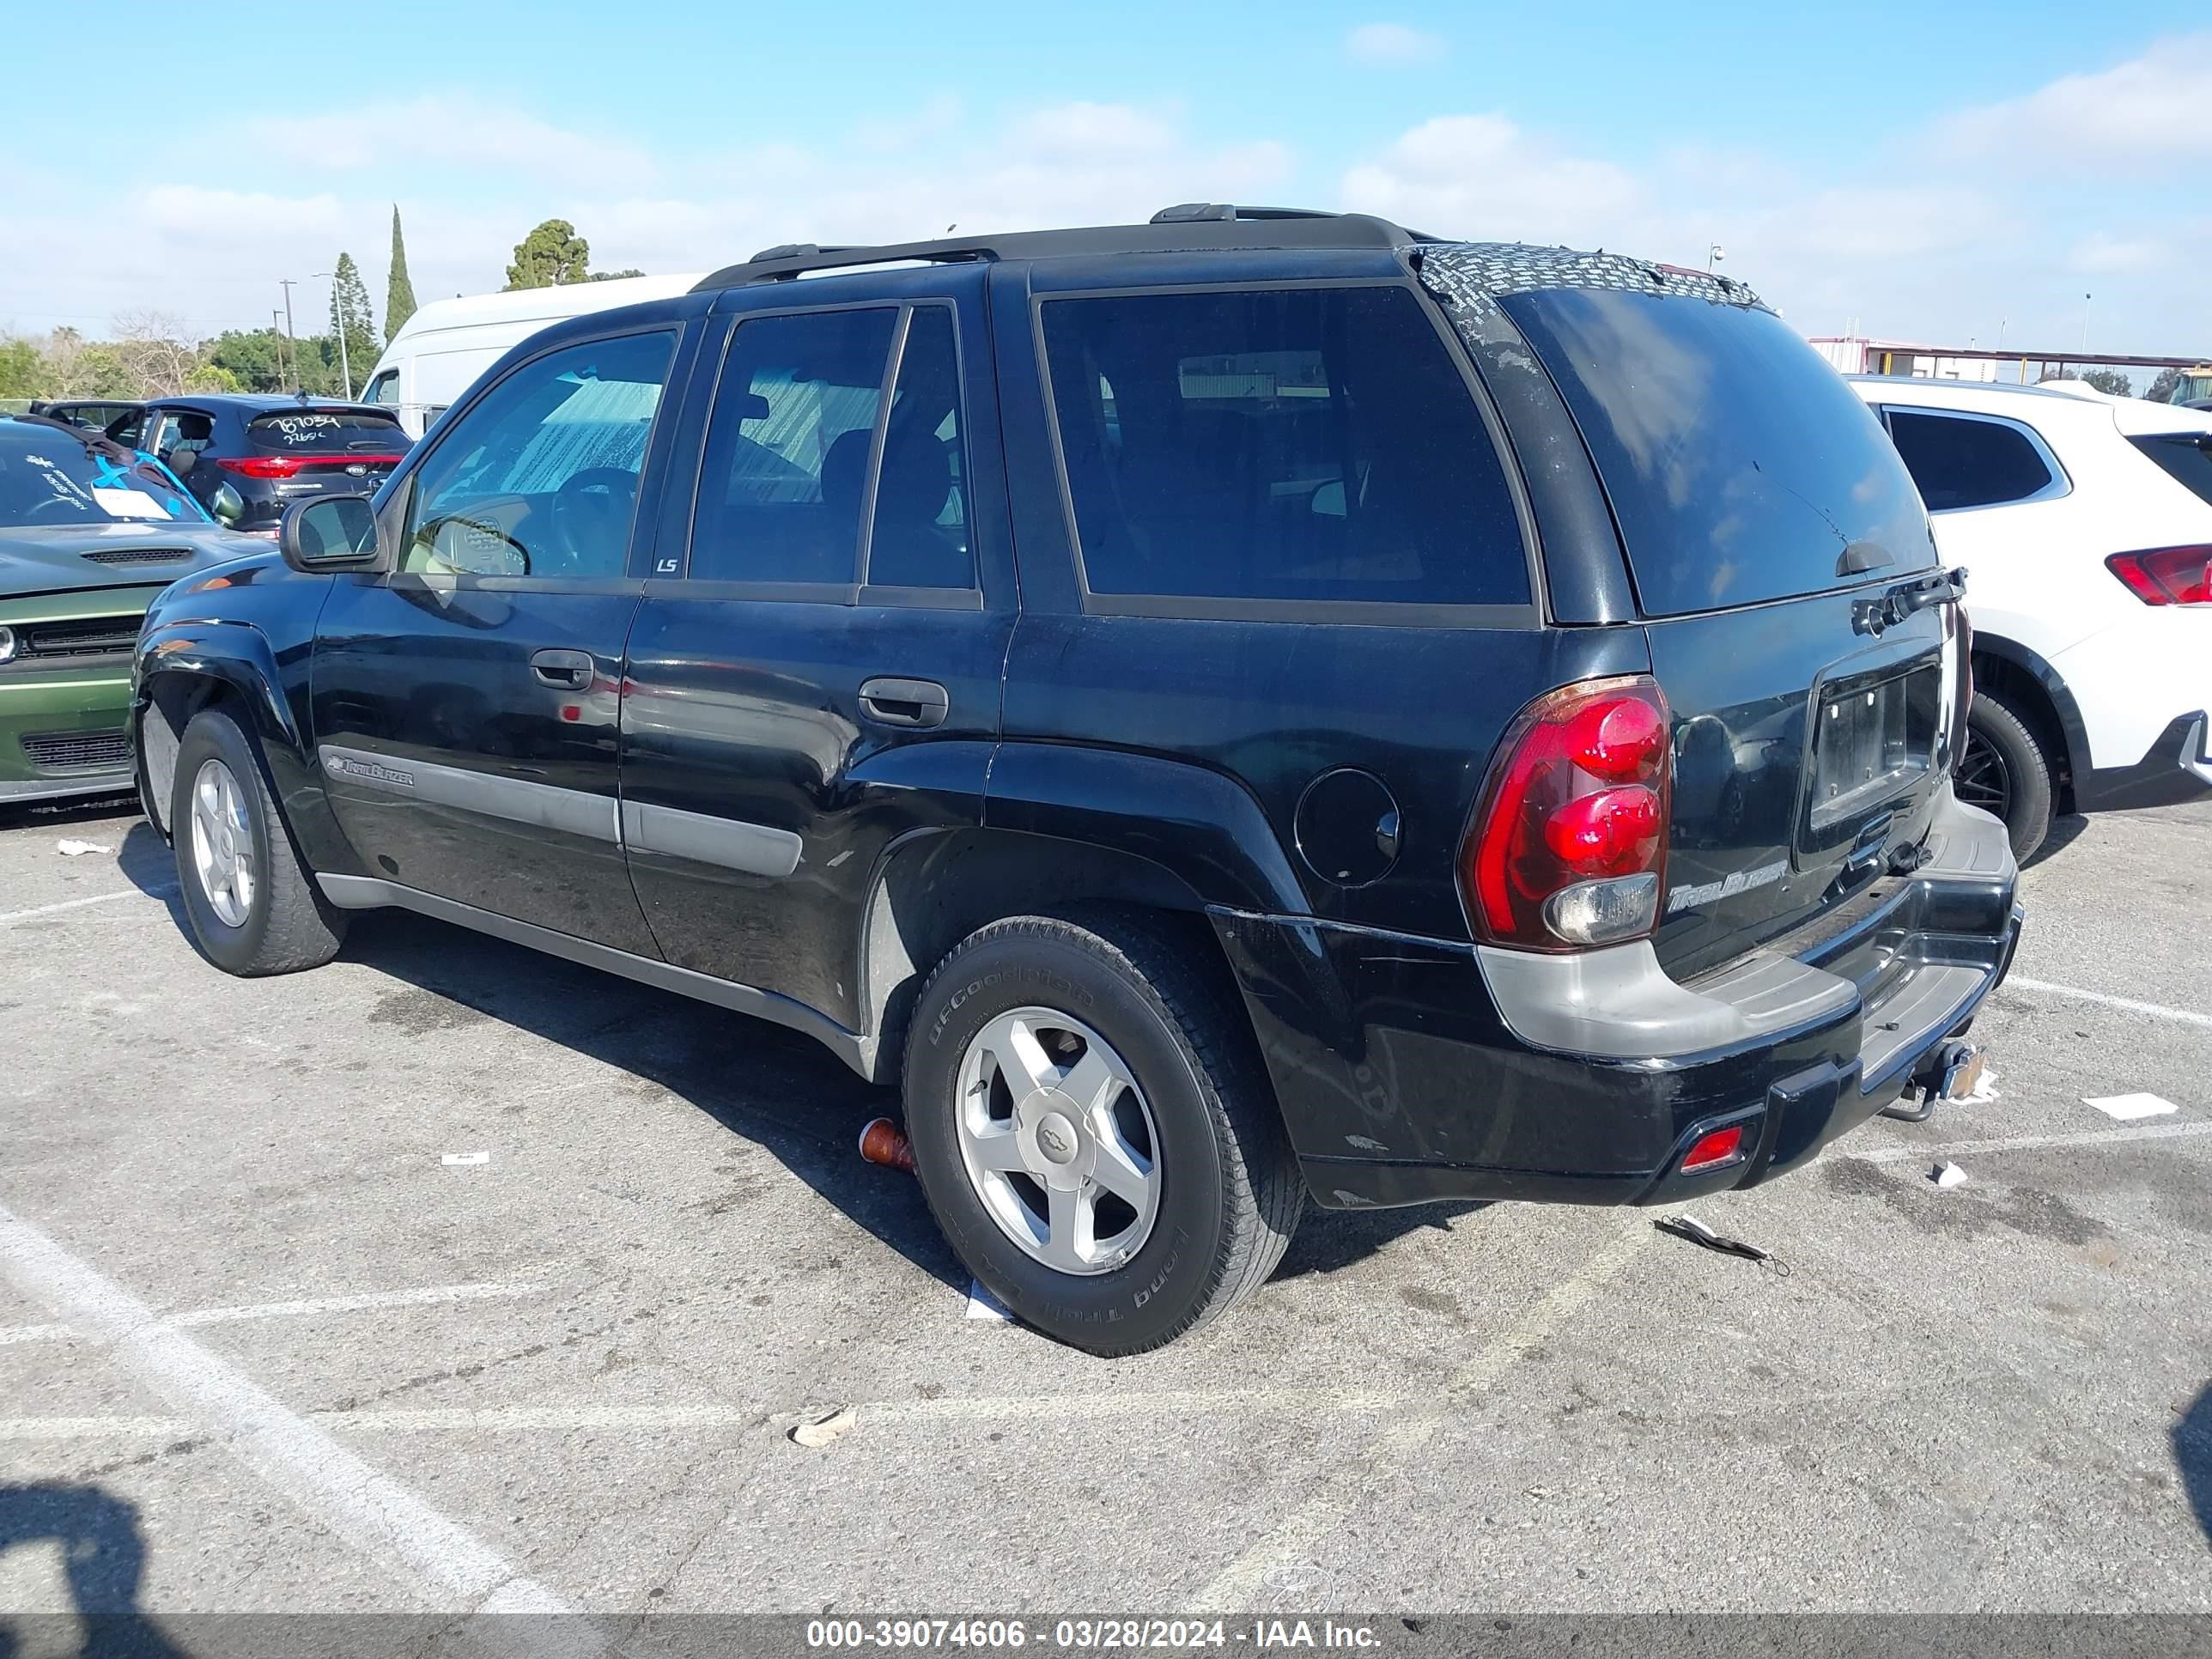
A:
1680 1125 1746 1175
2106 545 2211 606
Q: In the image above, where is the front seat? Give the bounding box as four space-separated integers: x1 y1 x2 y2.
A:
865 426 968 588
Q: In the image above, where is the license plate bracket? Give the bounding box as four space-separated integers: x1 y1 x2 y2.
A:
1807 668 1938 836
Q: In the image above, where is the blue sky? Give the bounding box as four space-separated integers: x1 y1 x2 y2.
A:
4 2 2207 359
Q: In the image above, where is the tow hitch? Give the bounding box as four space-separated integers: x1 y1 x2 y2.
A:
1881 1038 1985 1123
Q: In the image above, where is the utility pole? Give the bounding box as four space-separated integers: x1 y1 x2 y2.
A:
2081 293 2093 354
271 310 288 387
278 279 301 393
313 270 352 398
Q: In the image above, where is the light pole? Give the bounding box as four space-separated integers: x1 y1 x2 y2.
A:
2081 293 2093 355
277 279 301 394
313 270 353 398
1706 243 1724 272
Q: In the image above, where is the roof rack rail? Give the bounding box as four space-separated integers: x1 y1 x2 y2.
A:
693 210 1434 293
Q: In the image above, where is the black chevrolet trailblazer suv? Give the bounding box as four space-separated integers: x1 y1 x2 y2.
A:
132 205 2022 1353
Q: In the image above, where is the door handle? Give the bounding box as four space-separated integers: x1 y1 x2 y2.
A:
530 647 595 690
859 677 950 729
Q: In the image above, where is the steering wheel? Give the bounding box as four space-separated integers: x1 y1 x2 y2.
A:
546 467 641 576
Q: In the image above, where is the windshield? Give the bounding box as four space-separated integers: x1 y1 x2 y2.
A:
247 410 409 454
0 420 210 528
1501 288 1936 617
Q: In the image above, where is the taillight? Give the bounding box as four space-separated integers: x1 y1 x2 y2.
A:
1951 605 1973 769
1462 675 1671 951
2106 545 2212 606
216 454 403 479
1680 1124 1746 1175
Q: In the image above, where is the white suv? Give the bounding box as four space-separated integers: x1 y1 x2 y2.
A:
1848 377 2212 858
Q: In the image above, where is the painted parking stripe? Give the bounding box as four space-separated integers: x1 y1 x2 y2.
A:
0 1199 595 1640
0 1281 544 1348
0 884 176 927
1854 1119 2212 1163
2003 975 2212 1030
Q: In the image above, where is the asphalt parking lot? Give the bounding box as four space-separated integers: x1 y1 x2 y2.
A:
1 791 2208 1635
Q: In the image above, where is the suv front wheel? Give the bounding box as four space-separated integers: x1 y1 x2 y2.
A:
171 706 348 975
902 909 1301 1355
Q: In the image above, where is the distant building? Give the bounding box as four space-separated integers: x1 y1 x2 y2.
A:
1806 337 2000 382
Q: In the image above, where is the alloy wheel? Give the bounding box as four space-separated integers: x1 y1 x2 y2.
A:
188 757 257 928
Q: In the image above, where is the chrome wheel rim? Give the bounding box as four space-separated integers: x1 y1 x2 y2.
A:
954 1006 1161 1276
1954 730 2013 823
188 757 256 928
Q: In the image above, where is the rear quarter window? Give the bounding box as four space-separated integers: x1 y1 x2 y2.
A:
1501 288 1935 617
1884 410 2060 511
247 410 408 453
2131 433 2212 508
1040 284 1528 611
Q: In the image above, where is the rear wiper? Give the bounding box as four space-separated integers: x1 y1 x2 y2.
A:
1854 567 1966 635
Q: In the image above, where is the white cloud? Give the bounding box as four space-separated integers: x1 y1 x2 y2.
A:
1345 23 1447 65
1342 113 1645 246
2069 231 2169 274
1938 33 2212 167
249 96 659 191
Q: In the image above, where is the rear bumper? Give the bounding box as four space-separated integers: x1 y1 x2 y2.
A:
2074 710 2212 813
1215 785 2021 1211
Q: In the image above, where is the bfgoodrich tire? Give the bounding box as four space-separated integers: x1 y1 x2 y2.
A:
170 706 347 975
1958 690 2054 863
902 908 1302 1355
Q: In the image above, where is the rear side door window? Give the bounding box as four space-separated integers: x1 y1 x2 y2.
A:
1884 409 2064 512
1037 284 1528 613
399 330 675 580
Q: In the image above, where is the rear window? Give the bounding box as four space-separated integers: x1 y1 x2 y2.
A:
1501 289 1935 617
1040 285 1528 609
2132 433 2212 508
247 410 407 453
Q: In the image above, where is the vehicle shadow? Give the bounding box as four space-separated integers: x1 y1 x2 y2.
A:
2025 811 2089 867
0 1481 187 1658
117 822 188 931
2177 1382 2211 1550
0 793 139 837
315 907 1459 1300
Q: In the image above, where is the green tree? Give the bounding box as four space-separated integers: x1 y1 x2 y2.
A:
2081 368 2134 398
587 268 646 282
2146 367 2184 404
325 252 378 397
0 335 41 399
386 204 417 343
205 328 292 393
505 219 590 289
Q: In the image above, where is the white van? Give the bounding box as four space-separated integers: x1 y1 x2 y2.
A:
361 273 705 438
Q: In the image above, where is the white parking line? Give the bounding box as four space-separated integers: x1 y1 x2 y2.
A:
0 884 175 927
1194 1216 1654 1613
1854 1120 2212 1163
2003 975 2212 1030
0 1281 543 1348
0 1199 592 1637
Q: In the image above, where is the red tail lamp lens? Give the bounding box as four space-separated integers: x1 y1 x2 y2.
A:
1680 1125 1746 1174
1462 676 1673 950
2106 546 2212 606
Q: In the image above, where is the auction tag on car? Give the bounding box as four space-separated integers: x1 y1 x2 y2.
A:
91 487 172 520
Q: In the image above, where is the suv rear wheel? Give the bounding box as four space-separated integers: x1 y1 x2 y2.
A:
1957 690 2054 862
902 909 1301 1355
172 707 347 975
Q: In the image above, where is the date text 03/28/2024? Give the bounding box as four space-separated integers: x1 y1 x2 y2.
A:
803 1620 1382 1650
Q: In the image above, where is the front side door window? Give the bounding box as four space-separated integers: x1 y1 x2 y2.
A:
401 331 675 579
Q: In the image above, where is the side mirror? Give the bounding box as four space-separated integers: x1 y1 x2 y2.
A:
280 494 384 574
209 481 246 527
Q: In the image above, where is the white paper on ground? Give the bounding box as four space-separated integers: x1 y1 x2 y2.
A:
55 841 112 857
441 1152 490 1166
2083 1093 2179 1121
963 1279 1011 1322
1933 1162 1968 1188
90 488 170 520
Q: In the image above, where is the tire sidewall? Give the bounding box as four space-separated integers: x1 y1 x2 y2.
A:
1966 694 2052 860
171 713 280 972
904 928 1232 1350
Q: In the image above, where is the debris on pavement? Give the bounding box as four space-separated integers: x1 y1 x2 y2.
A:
790 1407 856 1449
2084 1093 2179 1121
55 840 111 857
1932 1161 1969 1188
441 1152 490 1167
858 1116 915 1173
963 1279 1012 1322
1653 1213 1790 1275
